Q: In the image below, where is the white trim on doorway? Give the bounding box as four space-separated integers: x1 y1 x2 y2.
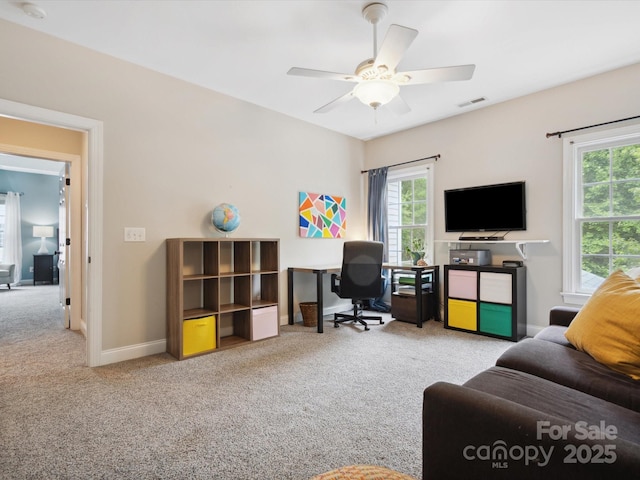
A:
0 98 104 367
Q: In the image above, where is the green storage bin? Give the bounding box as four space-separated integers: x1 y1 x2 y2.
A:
479 302 512 337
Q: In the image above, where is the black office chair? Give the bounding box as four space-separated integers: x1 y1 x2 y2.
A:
331 241 385 331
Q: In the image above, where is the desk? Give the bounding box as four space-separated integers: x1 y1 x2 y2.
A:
287 266 339 333
287 264 439 333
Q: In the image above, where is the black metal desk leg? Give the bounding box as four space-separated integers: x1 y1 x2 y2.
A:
434 268 441 321
288 268 294 325
316 270 324 333
415 268 423 328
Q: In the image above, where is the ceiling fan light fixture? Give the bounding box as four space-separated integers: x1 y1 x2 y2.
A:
354 79 399 109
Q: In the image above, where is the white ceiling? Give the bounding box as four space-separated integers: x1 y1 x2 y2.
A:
0 153 62 175
1 0 640 141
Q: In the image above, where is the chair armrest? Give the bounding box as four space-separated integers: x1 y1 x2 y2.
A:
330 273 340 294
549 306 580 327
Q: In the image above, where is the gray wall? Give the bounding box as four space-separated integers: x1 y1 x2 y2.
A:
0 169 59 281
364 62 640 334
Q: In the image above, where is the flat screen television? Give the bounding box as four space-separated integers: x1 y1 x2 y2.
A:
444 181 526 235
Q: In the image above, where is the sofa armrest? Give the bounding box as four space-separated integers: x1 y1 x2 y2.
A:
423 382 640 479
549 306 580 327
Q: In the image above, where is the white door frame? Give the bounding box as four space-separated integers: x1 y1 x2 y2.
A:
59 161 71 329
0 98 104 367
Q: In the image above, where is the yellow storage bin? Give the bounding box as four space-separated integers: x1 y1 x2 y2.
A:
447 299 477 331
183 315 216 356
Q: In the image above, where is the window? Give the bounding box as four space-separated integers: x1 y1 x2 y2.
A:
386 165 434 265
563 124 640 304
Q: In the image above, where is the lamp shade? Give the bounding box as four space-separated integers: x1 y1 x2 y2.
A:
353 79 400 109
33 225 54 238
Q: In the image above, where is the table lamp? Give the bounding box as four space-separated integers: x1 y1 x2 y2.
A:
33 225 54 254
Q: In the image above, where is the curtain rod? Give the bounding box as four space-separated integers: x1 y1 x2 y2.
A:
361 154 440 174
546 114 640 138
0 191 24 195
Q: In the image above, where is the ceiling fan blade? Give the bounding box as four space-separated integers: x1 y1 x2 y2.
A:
399 64 476 85
314 90 355 113
374 24 418 72
385 95 411 116
287 67 358 82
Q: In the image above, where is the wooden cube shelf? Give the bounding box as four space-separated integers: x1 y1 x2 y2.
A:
166 238 280 360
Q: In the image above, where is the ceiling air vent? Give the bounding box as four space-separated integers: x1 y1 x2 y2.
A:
458 97 487 108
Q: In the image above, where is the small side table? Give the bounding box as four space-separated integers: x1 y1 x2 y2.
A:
388 265 440 327
33 254 54 285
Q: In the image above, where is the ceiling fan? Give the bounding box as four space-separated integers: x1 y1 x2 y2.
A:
287 2 475 115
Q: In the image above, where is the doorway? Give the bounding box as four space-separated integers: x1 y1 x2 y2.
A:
0 98 104 366
0 154 71 327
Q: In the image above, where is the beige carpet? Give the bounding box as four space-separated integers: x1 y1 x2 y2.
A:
0 285 512 479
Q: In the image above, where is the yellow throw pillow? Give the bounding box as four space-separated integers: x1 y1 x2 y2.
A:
564 270 640 380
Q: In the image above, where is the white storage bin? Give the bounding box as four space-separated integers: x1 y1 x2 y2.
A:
252 305 279 340
480 272 512 304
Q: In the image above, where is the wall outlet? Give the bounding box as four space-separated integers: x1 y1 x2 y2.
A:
124 227 146 242
30 266 34 273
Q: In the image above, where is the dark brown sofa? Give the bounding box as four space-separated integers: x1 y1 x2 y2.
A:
423 306 640 479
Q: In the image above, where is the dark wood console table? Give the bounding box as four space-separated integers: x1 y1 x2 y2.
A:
33 254 54 285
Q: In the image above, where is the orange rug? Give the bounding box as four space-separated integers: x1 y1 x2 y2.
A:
310 464 418 480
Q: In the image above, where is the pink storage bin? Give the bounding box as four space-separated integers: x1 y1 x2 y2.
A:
448 269 478 300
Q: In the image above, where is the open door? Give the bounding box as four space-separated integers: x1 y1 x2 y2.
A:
58 163 71 328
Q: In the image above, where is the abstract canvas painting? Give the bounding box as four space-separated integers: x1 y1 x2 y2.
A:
299 192 346 238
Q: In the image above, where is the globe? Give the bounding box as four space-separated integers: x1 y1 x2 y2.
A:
212 203 240 234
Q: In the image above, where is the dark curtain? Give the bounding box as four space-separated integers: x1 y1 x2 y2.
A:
367 167 390 312
367 167 389 260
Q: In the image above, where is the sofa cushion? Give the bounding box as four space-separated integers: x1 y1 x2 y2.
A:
533 325 574 348
564 270 640 380
497 338 640 412
464 366 640 445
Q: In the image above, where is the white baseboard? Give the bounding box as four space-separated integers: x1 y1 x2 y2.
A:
100 339 167 365
100 304 352 365
526 324 545 338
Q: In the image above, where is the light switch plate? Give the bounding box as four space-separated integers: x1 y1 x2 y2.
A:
124 227 146 242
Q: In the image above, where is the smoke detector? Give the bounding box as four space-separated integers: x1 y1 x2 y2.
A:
22 3 46 20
